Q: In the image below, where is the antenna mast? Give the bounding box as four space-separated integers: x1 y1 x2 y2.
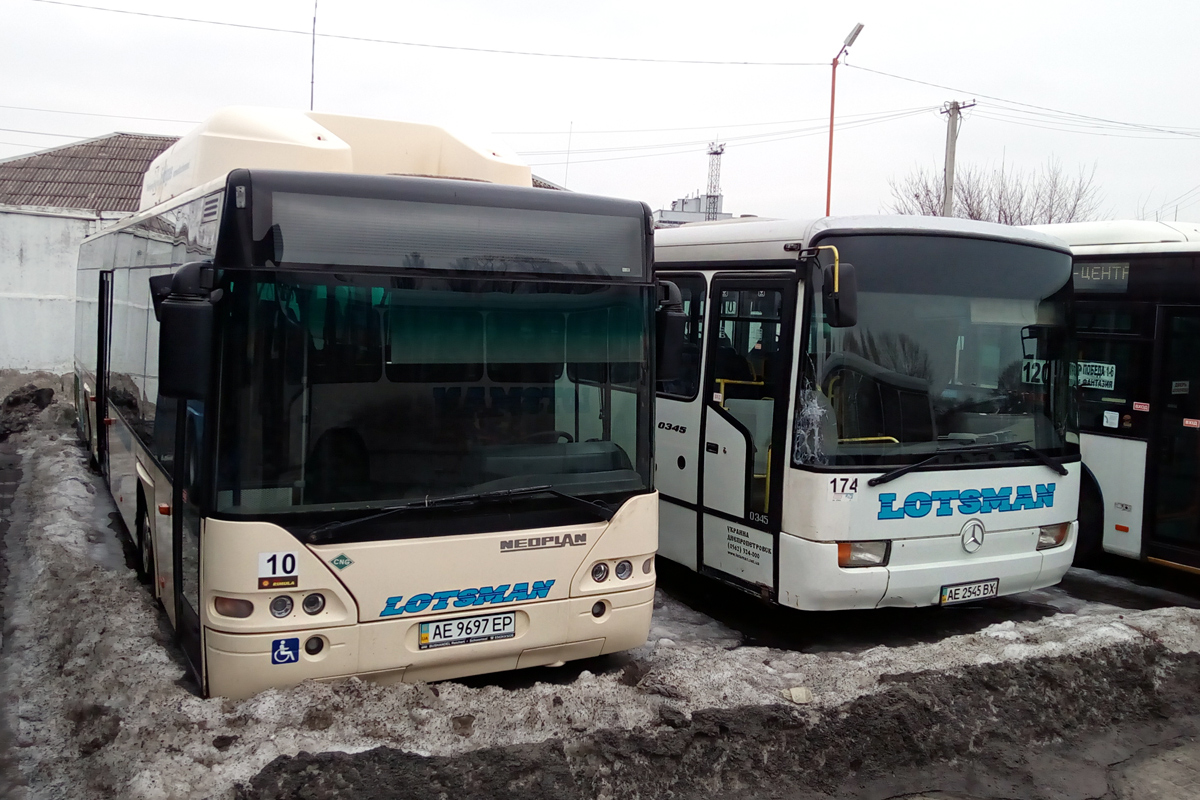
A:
705 142 725 221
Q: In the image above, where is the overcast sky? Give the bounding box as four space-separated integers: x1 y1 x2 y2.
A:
4 0 1200 221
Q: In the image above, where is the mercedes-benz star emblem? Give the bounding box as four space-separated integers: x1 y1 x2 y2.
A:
960 519 985 553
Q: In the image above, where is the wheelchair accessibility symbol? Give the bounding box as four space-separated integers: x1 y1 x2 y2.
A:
271 637 300 665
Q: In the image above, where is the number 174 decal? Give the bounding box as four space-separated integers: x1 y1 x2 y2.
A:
829 477 858 500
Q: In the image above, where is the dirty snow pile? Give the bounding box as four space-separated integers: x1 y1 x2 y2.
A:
4 420 1200 800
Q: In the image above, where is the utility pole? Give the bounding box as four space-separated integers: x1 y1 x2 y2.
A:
940 99 975 217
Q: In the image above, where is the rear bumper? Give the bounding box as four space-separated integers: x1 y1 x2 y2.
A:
777 523 1076 611
205 585 653 699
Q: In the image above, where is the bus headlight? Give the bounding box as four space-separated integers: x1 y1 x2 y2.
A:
1037 523 1070 550
837 541 889 568
615 560 633 580
269 595 294 618
302 593 326 615
214 597 254 618
591 562 610 582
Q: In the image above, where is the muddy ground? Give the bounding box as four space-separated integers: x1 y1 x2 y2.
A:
3 391 1200 800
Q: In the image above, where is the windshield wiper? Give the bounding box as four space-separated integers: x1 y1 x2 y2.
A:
866 440 1065 488
304 485 615 543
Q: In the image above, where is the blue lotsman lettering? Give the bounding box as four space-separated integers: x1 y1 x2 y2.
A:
430 590 458 611
379 596 406 617
980 487 1013 513
505 582 531 602
473 585 510 606
1010 485 1038 511
931 490 959 517
1035 483 1056 508
903 492 933 518
403 593 433 614
878 493 905 520
452 588 479 608
957 489 982 515
530 579 555 599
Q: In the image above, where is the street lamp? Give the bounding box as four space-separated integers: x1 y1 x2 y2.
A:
825 22 864 217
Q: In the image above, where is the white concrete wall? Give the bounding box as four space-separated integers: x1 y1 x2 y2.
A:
0 207 100 372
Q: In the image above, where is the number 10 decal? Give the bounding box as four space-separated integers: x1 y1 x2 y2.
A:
258 551 299 589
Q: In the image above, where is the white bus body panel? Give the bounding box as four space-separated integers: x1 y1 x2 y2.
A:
1079 433 1146 559
777 463 1079 611
202 492 657 699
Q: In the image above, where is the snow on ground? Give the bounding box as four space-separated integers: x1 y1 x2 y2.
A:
5 418 1200 800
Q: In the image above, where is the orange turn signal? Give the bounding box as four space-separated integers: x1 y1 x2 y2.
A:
214 597 254 618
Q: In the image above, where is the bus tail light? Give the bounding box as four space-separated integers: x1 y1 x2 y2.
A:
1037 523 1070 550
214 597 254 618
837 541 889 568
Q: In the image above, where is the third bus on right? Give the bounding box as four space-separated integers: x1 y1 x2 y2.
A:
1029 220 1200 573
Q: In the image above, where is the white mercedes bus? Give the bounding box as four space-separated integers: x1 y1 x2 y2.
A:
653 216 1079 610
74 108 675 698
1028 220 1200 574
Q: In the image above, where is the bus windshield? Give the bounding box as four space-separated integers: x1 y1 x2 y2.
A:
797 233 1075 468
212 272 652 515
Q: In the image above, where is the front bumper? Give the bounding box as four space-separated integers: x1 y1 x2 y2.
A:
777 523 1076 611
205 585 653 699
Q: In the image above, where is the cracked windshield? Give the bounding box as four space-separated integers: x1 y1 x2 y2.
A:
799 234 1075 467
213 274 652 513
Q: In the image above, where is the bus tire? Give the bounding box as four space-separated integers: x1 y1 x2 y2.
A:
1074 476 1104 567
135 495 154 586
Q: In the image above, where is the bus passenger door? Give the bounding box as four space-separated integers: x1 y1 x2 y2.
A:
95 270 114 476
698 275 797 595
171 399 205 685
1147 309 1200 568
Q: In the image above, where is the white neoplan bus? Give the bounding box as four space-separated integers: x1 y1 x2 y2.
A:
1027 221 1200 574
74 108 675 698
654 216 1079 610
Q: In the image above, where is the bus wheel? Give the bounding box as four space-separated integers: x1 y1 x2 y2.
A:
135 499 154 586
1073 478 1103 567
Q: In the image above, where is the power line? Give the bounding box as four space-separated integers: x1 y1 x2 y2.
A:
526 108 930 166
972 111 1200 141
847 63 1200 140
26 0 826 66
0 126 92 138
0 102 198 124
499 106 936 136
518 108 933 157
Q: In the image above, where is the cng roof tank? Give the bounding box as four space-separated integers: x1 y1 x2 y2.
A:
139 106 532 211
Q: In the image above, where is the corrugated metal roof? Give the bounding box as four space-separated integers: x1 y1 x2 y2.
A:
0 133 178 213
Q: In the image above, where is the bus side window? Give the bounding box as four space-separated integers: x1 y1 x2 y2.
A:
656 274 706 399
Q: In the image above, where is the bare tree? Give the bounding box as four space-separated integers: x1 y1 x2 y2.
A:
887 158 1103 224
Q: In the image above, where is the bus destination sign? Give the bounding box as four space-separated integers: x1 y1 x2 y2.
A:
1074 262 1129 293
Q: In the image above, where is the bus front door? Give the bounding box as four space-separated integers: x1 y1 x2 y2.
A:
1148 309 1200 569
171 399 205 686
95 270 113 476
698 275 796 596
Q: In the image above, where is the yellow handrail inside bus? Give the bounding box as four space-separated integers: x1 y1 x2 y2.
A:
839 436 900 444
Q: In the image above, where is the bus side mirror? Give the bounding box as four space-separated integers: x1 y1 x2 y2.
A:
656 279 687 382
158 262 215 401
823 262 857 328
